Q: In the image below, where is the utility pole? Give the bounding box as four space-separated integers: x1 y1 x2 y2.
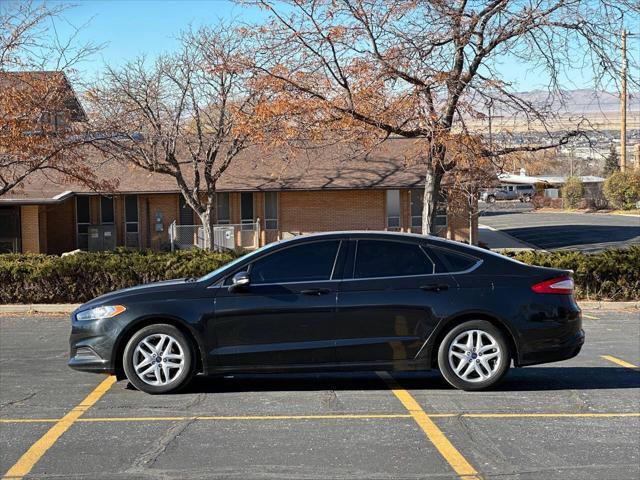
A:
620 29 627 172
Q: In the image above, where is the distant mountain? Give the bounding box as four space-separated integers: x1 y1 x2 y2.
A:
471 89 640 118
512 89 639 115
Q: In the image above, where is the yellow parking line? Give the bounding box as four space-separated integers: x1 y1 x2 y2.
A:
601 355 639 369
581 313 599 319
1 412 638 425
2 375 116 480
455 412 640 419
0 419 60 424
377 372 480 480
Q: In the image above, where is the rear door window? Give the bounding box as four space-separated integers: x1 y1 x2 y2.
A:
249 240 341 284
353 240 434 279
429 247 478 273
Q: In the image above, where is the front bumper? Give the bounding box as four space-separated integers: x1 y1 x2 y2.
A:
68 313 125 374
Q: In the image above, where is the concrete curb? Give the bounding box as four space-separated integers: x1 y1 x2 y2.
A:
0 304 80 315
578 301 639 311
0 301 638 315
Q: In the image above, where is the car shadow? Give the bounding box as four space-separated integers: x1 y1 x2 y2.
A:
174 366 639 394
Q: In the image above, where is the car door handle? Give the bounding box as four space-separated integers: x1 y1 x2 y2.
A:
420 284 449 292
301 288 331 296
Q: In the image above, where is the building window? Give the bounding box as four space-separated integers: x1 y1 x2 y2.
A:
264 191 278 230
76 196 90 250
216 192 230 224
240 192 254 230
124 195 139 248
411 189 447 232
179 195 194 225
410 189 423 228
0 206 21 253
386 189 400 229
100 196 114 224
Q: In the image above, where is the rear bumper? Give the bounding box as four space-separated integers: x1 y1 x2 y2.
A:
519 328 585 366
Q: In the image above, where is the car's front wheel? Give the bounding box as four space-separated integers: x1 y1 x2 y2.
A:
437 320 510 391
123 324 195 394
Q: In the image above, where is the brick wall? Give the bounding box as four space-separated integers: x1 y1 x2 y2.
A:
20 205 40 253
145 193 179 250
280 190 386 234
16 189 478 254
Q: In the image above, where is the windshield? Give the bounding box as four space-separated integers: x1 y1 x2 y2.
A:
198 242 280 282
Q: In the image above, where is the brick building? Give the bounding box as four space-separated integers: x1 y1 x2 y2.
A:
0 72 477 254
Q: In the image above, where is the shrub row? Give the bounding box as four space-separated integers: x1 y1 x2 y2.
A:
0 246 638 304
509 246 640 301
0 248 238 304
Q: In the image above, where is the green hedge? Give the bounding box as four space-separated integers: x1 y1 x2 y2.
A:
509 247 640 301
0 249 238 304
0 247 638 304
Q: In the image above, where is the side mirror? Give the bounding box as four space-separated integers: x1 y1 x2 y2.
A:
229 271 250 292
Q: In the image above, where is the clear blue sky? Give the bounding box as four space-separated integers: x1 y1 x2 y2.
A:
45 0 637 92
52 0 266 76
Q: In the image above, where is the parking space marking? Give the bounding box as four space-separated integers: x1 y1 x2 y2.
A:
2 375 116 480
581 313 599 319
377 371 480 480
1 412 638 424
601 355 639 369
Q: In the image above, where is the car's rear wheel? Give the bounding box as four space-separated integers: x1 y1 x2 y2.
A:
437 320 510 391
486 195 496 203
123 324 195 394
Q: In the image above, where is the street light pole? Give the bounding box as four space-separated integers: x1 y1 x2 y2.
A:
620 29 627 173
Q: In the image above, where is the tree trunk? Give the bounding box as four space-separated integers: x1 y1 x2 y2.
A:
421 163 445 235
468 207 476 245
197 207 215 251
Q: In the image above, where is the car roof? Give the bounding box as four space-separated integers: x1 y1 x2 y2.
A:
275 230 463 249
273 230 520 264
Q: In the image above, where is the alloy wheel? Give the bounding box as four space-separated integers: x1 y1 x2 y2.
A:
133 333 185 386
447 329 502 383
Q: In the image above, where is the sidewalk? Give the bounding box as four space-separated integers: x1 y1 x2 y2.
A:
478 224 540 252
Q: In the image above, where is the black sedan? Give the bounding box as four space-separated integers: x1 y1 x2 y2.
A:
68 231 584 393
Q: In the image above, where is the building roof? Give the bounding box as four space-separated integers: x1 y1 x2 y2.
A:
0 71 87 122
498 172 605 185
0 138 430 204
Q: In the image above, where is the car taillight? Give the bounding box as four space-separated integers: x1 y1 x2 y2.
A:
531 276 575 295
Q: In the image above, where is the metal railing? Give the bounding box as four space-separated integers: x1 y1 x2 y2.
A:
169 220 260 251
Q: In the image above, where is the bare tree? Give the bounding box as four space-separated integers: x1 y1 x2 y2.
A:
87 24 268 249
244 0 639 234
0 1 102 196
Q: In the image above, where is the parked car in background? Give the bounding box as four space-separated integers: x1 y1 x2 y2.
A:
482 184 535 203
68 231 583 393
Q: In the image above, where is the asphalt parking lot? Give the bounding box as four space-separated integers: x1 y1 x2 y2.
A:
1 310 639 479
479 210 640 252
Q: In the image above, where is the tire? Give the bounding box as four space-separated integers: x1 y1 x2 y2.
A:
487 195 496 203
437 320 510 391
123 324 195 394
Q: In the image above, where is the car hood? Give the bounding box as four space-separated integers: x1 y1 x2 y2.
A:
76 278 197 312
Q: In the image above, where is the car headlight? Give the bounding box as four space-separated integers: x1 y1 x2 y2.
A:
76 305 126 321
